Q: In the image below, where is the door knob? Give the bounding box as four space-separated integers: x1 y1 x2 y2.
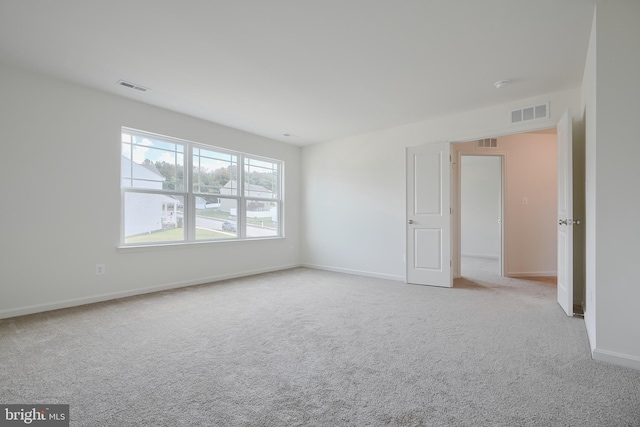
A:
408 220 414 224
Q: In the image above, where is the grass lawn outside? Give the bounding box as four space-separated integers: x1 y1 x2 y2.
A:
196 208 277 229
246 217 277 229
125 227 235 244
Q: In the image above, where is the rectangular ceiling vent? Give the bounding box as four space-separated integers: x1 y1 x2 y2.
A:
117 80 148 92
476 138 497 148
510 102 549 124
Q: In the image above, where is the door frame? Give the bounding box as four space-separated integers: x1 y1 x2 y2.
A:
406 119 574 289
453 151 506 278
447 123 562 284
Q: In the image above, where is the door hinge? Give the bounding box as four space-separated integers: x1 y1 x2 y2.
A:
450 260 452 267
450 207 452 215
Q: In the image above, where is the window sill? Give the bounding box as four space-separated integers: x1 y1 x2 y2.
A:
117 236 285 253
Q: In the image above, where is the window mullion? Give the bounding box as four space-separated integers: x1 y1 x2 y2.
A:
186 143 194 242
238 154 245 239
128 144 133 187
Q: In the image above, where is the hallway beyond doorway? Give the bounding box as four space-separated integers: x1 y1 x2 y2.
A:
461 255 499 276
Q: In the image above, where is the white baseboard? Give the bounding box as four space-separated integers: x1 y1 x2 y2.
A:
592 348 640 371
0 263 302 320
507 271 557 277
302 263 405 282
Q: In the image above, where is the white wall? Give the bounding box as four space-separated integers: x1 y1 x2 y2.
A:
460 156 501 259
456 133 557 277
582 7 597 351
302 88 582 281
0 63 302 318
585 0 640 369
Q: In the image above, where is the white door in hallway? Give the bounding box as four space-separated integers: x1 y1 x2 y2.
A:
406 142 452 287
557 110 573 316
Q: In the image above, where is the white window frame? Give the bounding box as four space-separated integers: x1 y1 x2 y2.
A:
120 127 284 247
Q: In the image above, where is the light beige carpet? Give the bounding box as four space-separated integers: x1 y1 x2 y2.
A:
1 268 639 426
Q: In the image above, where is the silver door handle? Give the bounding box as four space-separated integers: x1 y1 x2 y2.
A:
408 220 414 224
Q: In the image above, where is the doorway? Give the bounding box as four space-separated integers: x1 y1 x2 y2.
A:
459 155 503 277
452 131 558 281
406 119 583 317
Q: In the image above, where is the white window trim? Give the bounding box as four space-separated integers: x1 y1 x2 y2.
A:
119 127 284 249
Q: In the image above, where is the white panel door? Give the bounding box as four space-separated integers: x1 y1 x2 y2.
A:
557 110 573 315
407 143 452 287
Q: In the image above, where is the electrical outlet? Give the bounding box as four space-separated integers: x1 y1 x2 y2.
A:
96 264 105 275
289 246 294 253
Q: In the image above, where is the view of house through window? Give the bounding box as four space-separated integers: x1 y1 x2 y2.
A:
121 128 283 245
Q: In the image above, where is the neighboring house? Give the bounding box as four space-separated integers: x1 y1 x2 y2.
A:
121 156 179 237
219 180 273 216
220 180 273 199
194 196 222 210
195 197 207 210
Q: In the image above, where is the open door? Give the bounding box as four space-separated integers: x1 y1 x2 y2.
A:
557 110 573 315
406 142 452 287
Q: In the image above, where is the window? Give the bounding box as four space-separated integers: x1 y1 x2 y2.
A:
121 128 283 246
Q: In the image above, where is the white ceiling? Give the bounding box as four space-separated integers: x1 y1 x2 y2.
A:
0 0 596 146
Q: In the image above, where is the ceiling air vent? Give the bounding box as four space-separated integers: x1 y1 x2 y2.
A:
476 138 497 148
117 80 148 92
510 102 549 124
